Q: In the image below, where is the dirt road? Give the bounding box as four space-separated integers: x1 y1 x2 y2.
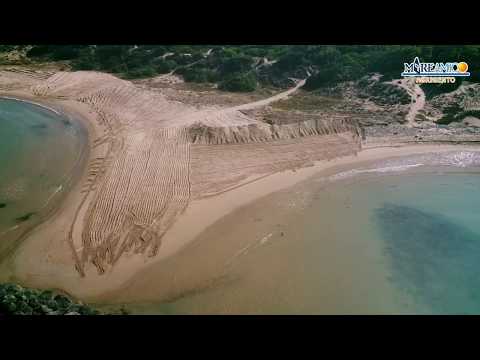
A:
230 78 306 111
392 78 426 127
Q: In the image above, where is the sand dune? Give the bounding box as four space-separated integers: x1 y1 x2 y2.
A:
0 69 362 294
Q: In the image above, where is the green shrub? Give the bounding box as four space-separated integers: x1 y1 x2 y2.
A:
182 68 218 83
218 55 254 75
436 108 480 125
26 45 54 58
0 283 101 315
303 65 340 89
153 58 176 74
124 67 156 79
422 80 463 100
219 72 257 92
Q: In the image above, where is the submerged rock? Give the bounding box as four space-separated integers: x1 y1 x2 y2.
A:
15 212 35 222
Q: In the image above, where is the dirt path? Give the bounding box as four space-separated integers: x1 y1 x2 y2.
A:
168 77 309 129
229 78 306 112
392 78 426 127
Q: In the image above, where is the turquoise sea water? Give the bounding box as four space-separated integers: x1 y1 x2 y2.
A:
0 98 86 256
120 151 480 315
372 173 480 314
312 166 480 314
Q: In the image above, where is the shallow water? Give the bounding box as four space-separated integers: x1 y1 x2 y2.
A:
120 151 480 315
0 98 87 257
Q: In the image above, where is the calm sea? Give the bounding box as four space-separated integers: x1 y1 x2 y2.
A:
118 151 480 314
0 98 87 258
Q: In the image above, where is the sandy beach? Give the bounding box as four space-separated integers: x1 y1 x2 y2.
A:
0 68 479 305
91 143 480 306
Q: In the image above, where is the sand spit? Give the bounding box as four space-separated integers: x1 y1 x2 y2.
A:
0 69 363 295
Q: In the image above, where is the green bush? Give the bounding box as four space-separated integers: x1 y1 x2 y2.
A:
49 46 85 61
181 68 218 83
72 58 97 71
183 69 208 83
219 72 257 92
303 65 340 89
436 106 480 125
26 45 54 58
422 80 463 100
153 58 176 74
0 45 16 52
124 67 156 79
0 283 101 315
437 114 457 125
218 55 254 75
26 45 86 61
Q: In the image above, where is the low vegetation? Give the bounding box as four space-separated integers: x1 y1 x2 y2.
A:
0 283 129 315
272 90 342 112
437 108 480 125
1 45 479 95
0 283 100 315
218 72 257 92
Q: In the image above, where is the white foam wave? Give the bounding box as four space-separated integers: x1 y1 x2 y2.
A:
329 151 480 181
41 185 63 209
330 164 425 180
0 96 61 115
436 151 480 168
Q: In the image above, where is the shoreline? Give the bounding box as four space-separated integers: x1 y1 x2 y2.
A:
0 95 62 115
0 93 100 285
0 96 92 269
1 92 479 305
149 143 480 263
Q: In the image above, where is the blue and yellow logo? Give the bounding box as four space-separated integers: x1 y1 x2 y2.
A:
402 57 470 77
